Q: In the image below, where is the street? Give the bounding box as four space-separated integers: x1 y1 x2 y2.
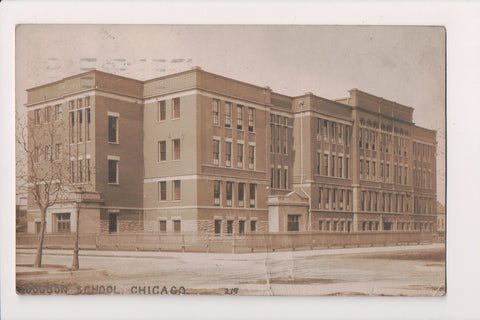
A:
16 244 445 296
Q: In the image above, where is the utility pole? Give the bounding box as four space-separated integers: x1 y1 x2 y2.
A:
72 187 83 270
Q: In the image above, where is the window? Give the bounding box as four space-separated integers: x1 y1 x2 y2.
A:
318 187 322 208
225 102 232 127
237 105 243 130
78 159 83 182
275 125 280 153
54 104 62 121
347 190 351 209
214 180 221 206
319 220 323 231
276 168 281 189
44 106 52 123
158 181 167 201
249 183 256 208
107 212 116 233
77 109 83 142
326 221 331 231
330 122 336 142
226 181 233 207
372 161 376 177
325 188 330 209
172 139 180 160
55 213 71 233
69 111 75 143
227 220 234 234
381 163 384 178
237 143 243 168
339 156 343 178
239 220 245 235
324 154 329 176
250 220 257 232
338 124 344 144
86 108 91 141
44 145 51 162
213 140 220 165
172 98 180 119
316 118 322 140
270 167 274 188
108 159 118 184
214 220 221 234
158 141 166 162
331 155 335 177
248 107 254 132
225 141 232 167
85 96 90 107
332 189 336 210
283 126 288 154
173 180 181 200
248 145 255 170
108 115 118 143
316 153 321 175
340 190 344 210
238 183 245 207
284 168 288 189
270 123 275 152
86 159 91 182
386 163 390 179
323 120 328 140
157 100 166 121
159 220 167 232
70 160 75 183
366 160 370 177
287 215 300 231
345 158 349 178
212 99 220 125
34 109 41 125
173 220 181 232
54 143 62 161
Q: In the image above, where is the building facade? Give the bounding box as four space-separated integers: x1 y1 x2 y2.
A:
24 67 437 236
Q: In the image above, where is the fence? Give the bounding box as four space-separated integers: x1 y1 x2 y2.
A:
16 231 433 253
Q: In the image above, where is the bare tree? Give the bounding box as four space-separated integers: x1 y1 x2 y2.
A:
16 109 70 268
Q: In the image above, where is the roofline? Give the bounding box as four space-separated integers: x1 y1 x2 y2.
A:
25 68 420 116
26 69 143 92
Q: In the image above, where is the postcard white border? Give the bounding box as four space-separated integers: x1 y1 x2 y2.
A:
2 1 479 319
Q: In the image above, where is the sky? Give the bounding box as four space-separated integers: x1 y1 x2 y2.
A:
16 24 445 204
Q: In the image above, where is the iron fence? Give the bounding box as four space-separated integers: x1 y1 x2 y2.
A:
16 231 433 253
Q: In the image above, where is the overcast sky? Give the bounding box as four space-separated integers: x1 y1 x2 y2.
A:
16 25 445 204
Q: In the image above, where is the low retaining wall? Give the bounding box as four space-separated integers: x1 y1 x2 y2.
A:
16 231 433 253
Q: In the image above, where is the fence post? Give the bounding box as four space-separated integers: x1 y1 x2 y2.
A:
232 233 236 254
206 234 209 253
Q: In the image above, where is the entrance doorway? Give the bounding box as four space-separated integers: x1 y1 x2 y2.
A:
109 212 118 233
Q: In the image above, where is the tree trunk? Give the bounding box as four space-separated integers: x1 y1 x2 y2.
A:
33 207 47 268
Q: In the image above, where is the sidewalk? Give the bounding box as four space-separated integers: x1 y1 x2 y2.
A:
17 242 444 262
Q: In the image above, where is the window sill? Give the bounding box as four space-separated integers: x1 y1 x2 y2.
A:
108 183 120 186
108 141 119 145
171 159 181 162
213 124 221 128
